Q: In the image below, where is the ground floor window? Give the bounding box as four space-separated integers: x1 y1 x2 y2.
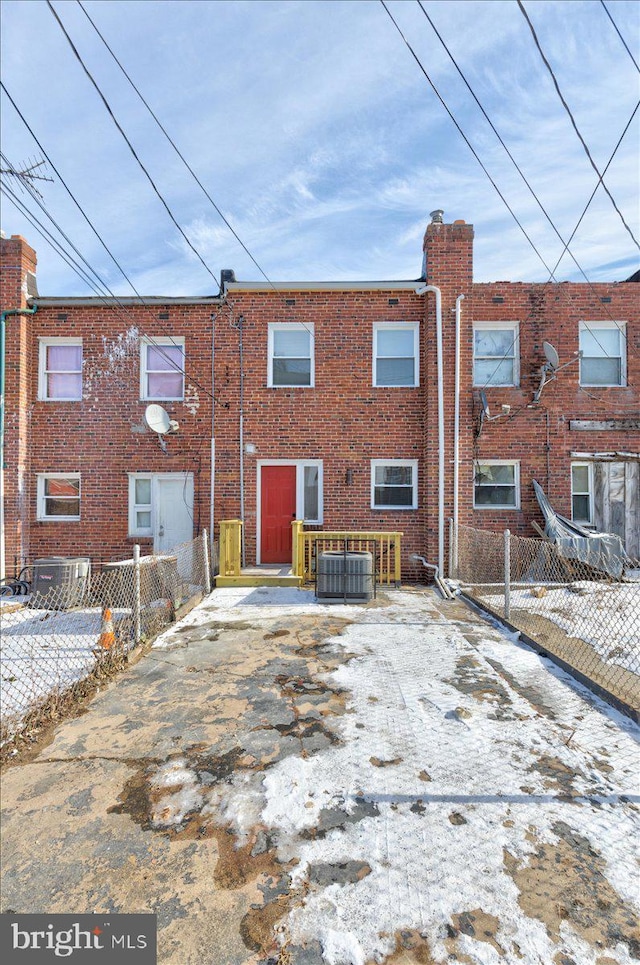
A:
36 473 81 520
473 461 520 509
571 462 593 524
371 460 418 509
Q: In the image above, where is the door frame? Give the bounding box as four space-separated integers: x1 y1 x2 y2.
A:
256 460 323 564
128 471 194 551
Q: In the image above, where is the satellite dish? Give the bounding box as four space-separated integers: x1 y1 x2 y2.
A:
144 403 171 434
543 341 560 370
479 389 490 420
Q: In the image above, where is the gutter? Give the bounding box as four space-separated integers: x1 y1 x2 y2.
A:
0 306 38 580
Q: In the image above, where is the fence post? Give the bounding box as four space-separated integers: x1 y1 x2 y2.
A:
133 543 141 645
202 528 211 594
504 529 511 621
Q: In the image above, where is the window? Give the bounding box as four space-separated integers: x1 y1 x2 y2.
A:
371 460 418 509
571 463 593 524
373 323 419 387
579 322 626 386
38 338 82 400
473 323 519 386
474 461 519 509
37 474 81 520
140 337 185 400
268 323 314 387
129 474 153 536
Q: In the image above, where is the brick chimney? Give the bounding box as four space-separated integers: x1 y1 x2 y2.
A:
423 212 474 293
1 234 37 576
0 234 38 311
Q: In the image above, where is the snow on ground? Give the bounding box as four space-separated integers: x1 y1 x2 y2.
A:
0 604 128 722
156 587 640 964
482 581 640 672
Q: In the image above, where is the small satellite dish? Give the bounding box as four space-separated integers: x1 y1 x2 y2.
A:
144 403 171 434
543 341 560 370
479 389 490 420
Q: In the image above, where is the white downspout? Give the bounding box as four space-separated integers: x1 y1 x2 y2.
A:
415 283 444 575
453 293 465 577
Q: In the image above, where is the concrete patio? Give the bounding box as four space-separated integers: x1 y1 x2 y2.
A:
1 585 638 965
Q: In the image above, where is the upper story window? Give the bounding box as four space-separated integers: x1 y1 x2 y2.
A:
268 323 314 387
36 473 81 520
473 461 520 509
371 459 418 509
579 322 626 386
38 338 82 400
140 337 185 400
571 462 593 524
373 323 419 387
473 323 519 387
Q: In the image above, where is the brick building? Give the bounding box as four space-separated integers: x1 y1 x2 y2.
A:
1 213 638 581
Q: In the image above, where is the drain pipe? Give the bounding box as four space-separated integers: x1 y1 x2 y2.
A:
453 293 465 578
415 282 444 574
0 306 38 581
410 554 455 599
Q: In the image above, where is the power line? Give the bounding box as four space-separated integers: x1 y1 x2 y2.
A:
518 0 639 251
410 4 638 385
75 0 277 295
379 0 558 280
46 0 222 291
600 0 640 73
0 84 227 406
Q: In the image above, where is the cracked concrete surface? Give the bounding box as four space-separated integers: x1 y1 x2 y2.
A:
1 587 638 965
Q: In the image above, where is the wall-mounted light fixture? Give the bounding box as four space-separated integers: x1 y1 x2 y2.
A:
345 469 353 485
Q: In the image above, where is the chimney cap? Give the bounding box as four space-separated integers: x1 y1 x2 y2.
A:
430 209 444 224
220 268 237 288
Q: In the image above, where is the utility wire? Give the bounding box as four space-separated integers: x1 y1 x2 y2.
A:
47 0 222 290
379 0 557 279
411 4 638 386
75 0 277 295
518 0 639 251
600 0 640 73
1 181 229 407
0 84 227 406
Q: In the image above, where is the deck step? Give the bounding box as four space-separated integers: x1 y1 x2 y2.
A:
215 574 304 588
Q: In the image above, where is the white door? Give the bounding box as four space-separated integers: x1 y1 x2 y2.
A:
155 475 194 554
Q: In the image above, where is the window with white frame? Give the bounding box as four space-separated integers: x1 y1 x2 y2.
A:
267 323 314 387
473 323 519 387
579 322 626 386
128 474 153 536
371 460 418 509
373 323 419 387
38 338 82 400
140 337 185 400
37 473 81 520
571 462 593 524
473 461 520 509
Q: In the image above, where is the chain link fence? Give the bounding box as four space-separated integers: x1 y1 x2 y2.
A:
0 531 213 753
454 523 640 717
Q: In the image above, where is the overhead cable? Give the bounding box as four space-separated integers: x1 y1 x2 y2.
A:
46 0 222 290
518 0 639 251
599 0 640 73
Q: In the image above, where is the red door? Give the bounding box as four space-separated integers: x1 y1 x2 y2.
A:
261 466 297 563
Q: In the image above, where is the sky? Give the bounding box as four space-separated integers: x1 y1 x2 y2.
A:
1 0 638 297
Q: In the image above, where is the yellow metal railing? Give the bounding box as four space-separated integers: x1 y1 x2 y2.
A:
219 519 243 578
292 522 402 586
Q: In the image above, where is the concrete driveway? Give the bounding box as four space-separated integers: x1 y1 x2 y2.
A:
1 586 638 965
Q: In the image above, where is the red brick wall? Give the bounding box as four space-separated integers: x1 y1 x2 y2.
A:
2 225 638 579
1 236 37 573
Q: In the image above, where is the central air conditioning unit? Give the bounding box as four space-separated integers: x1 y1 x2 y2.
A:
31 557 91 609
316 550 374 603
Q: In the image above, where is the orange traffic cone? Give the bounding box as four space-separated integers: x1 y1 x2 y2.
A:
98 607 116 650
